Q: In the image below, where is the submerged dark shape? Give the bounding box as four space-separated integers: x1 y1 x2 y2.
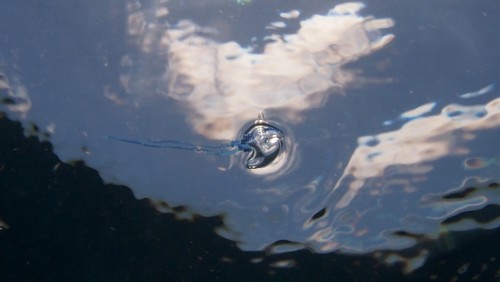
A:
106 111 285 170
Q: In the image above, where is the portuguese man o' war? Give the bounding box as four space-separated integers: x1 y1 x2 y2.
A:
2 0 499 276
106 112 285 170
237 112 284 169
101 0 500 272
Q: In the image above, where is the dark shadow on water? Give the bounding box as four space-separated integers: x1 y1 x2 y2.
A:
0 112 499 281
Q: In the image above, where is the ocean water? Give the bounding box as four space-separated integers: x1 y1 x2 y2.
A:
1 0 499 275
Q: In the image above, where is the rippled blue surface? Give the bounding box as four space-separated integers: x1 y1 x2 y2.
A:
0 0 499 273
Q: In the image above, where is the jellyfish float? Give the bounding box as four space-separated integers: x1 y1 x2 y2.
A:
1 0 499 274
106 111 286 170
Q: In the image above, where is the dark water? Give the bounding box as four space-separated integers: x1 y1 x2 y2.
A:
1 114 499 282
1 0 500 280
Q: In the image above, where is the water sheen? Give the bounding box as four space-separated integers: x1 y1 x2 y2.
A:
1 0 499 274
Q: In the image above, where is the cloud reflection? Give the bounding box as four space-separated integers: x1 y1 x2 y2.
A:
123 1 394 140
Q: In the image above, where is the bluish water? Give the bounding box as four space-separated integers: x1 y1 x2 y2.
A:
1 0 499 274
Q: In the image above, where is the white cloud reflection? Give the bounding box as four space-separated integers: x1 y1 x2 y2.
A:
124 1 394 140
332 98 500 210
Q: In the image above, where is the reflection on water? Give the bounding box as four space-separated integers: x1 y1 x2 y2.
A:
0 73 30 118
305 98 500 259
1 0 499 274
333 98 500 211
121 1 394 140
